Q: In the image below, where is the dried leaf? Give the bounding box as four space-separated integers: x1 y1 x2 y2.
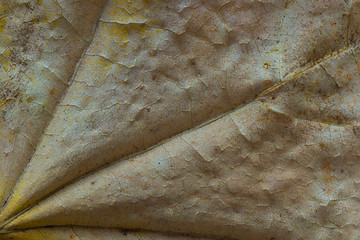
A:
0 0 360 239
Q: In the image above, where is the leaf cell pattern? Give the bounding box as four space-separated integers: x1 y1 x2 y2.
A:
0 0 360 239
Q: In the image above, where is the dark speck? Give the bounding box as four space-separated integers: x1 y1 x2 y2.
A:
2 197 8 207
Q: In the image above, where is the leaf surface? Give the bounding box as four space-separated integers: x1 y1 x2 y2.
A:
0 0 105 211
1 227 215 240
1 0 360 239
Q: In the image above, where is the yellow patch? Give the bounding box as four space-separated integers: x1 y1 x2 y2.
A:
106 23 129 41
0 17 7 34
0 2 9 15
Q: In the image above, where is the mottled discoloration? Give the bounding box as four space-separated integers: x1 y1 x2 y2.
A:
0 82 20 106
0 0 106 222
348 0 360 44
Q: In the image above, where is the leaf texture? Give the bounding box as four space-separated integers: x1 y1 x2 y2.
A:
1 0 360 239
0 0 105 214
1 227 215 240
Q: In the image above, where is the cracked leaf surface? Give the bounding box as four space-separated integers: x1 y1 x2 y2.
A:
0 0 360 239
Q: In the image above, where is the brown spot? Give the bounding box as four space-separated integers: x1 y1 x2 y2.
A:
353 126 360 135
91 181 96 185
26 97 31 103
152 75 157 80
49 88 55 95
300 84 305 92
214 146 221 154
146 107 151 112
263 63 271 69
5 153 9 157
321 159 332 174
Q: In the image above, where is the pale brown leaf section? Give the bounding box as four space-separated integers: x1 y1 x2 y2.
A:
1 0 360 240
